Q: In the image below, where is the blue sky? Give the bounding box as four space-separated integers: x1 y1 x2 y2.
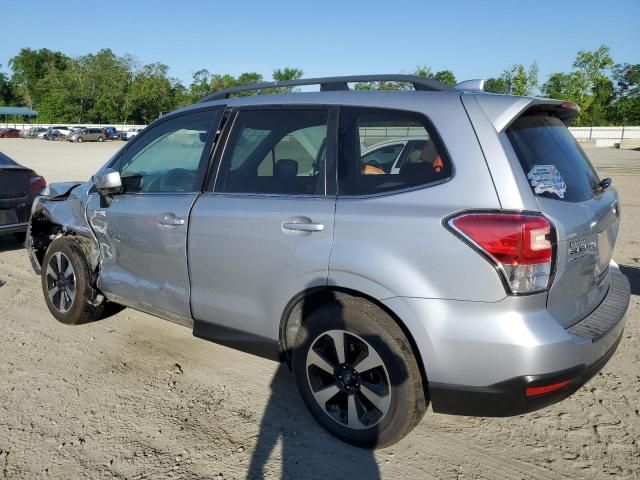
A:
1 0 638 86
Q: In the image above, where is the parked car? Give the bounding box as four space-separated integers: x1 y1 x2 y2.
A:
43 129 71 141
26 75 630 448
23 127 47 138
120 128 142 141
37 129 53 139
67 128 106 143
360 137 429 175
0 151 46 240
0 128 21 138
102 127 119 140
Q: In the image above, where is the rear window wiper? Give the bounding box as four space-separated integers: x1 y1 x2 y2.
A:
597 177 612 193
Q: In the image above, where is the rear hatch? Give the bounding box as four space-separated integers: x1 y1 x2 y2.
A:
0 155 33 226
506 113 620 328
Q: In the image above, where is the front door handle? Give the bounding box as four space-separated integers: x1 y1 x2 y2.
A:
157 213 185 226
282 217 325 233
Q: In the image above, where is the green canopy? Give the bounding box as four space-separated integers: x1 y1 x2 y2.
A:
0 106 38 116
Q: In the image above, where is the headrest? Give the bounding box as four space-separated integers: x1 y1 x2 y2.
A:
275 159 298 178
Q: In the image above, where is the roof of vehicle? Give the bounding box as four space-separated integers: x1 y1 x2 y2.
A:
167 75 579 132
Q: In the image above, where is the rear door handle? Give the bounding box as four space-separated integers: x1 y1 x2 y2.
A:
282 217 324 233
157 213 185 226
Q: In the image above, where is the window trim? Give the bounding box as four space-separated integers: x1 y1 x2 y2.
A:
205 104 338 198
335 105 455 198
104 105 225 195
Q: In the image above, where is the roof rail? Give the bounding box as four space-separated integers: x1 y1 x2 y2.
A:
455 79 485 92
199 74 453 102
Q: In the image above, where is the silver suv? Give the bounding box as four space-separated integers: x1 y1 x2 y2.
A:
26 75 630 448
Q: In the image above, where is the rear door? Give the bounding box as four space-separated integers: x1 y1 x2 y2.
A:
506 114 620 328
188 106 336 341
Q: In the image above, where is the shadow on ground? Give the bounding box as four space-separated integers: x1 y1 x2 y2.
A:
620 264 640 296
246 365 381 480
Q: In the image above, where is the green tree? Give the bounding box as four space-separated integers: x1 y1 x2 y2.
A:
189 69 212 102
493 62 538 96
9 48 69 108
610 63 640 124
272 67 303 82
0 65 18 105
271 67 304 93
541 45 615 125
433 70 457 87
414 66 457 86
209 72 264 97
127 63 181 123
485 77 509 94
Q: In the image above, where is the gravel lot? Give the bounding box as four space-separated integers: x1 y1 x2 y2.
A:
0 139 639 479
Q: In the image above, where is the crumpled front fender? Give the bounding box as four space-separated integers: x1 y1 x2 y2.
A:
26 181 101 274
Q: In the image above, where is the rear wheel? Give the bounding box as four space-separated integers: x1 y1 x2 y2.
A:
41 237 104 324
292 298 427 448
97 136 104 142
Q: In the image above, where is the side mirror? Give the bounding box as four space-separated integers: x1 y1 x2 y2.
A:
93 168 122 207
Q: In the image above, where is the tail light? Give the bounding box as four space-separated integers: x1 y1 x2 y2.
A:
447 212 554 294
29 175 47 192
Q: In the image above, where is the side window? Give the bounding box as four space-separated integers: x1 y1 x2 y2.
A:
215 109 328 195
119 110 217 193
338 107 451 195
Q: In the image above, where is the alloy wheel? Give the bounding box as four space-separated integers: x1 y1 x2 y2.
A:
306 329 392 430
46 252 76 313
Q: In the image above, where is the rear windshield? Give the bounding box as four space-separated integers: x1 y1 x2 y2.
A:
0 152 17 166
507 115 600 202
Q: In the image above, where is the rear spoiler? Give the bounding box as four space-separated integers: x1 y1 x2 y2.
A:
472 94 580 132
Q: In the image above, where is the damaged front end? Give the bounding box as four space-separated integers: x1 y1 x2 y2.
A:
26 181 101 275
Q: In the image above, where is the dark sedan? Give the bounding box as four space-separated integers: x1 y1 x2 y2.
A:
0 128 21 138
0 151 46 240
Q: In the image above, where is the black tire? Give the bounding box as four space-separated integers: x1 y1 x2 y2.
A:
292 298 427 448
97 136 104 142
41 237 104 325
76 136 83 143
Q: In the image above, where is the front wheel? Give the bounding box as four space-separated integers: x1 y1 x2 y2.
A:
41 237 104 324
292 298 428 448
76 137 83 143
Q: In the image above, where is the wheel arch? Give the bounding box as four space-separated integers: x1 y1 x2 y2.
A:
279 286 429 391
28 202 101 275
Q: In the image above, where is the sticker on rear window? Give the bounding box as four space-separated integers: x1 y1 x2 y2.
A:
527 165 567 199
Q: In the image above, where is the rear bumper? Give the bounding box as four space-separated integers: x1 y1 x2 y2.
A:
428 328 623 416
382 263 630 417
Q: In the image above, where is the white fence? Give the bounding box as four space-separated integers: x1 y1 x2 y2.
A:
569 126 640 148
1 123 148 131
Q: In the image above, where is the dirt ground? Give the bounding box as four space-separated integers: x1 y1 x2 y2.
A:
0 138 639 480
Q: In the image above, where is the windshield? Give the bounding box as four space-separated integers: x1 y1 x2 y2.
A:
0 152 17 166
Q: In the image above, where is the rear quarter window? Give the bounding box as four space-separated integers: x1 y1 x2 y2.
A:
338 107 452 196
506 115 600 202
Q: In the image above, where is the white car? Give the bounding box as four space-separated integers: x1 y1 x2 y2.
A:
360 137 429 174
120 128 143 141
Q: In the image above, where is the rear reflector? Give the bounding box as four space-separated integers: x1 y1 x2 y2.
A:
447 212 554 294
29 175 47 192
526 380 569 397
